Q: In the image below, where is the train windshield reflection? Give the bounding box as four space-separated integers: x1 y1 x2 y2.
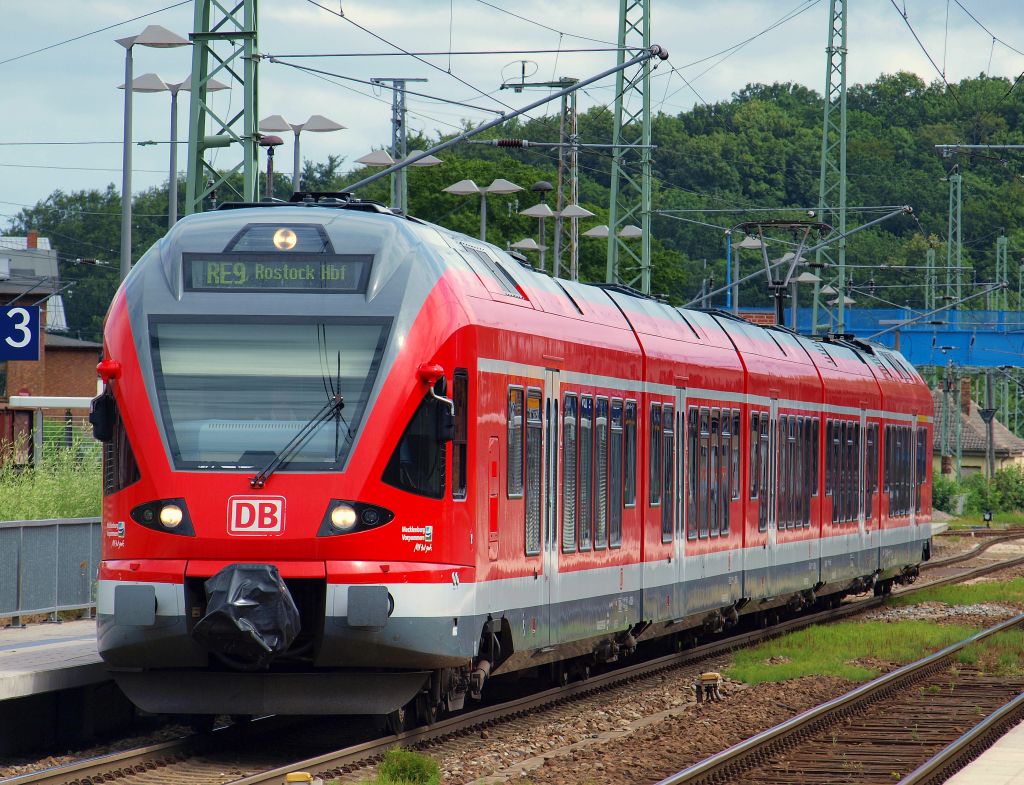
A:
150 318 391 470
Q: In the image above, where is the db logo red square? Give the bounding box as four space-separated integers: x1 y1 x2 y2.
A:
228 496 286 536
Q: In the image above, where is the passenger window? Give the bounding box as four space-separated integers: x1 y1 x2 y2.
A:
811 418 819 496
624 400 637 507
662 404 675 543
507 387 524 498
562 394 578 553
721 411 731 534
749 411 759 500
452 370 468 500
700 407 710 539
649 402 662 506
731 410 740 502
595 397 609 549
709 409 720 536
525 390 542 555
579 395 593 550
688 407 698 540
609 399 623 547
758 413 769 532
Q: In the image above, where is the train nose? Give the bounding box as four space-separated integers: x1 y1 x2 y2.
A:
192 564 300 670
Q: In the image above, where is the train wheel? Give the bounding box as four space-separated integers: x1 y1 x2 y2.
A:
384 704 408 735
552 662 569 687
415 693 438 726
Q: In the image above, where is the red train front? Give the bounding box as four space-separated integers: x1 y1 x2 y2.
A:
94 202 485 719
92 197 933 723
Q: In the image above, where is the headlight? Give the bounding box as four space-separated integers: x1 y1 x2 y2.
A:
330 503 358 530
130 498 195 537
318 500 394 537
159 504 184 528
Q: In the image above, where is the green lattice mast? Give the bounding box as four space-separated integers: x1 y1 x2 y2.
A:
812 0 848 333
185 0 259 214
606 0 651 294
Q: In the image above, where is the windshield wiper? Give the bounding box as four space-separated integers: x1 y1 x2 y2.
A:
250 394 345 488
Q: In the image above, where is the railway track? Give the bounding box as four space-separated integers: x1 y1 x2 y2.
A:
653 614 1024 785
9 546 1024 785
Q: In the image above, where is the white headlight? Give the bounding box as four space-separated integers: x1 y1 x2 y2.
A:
159 504 184 528
330 503 358 530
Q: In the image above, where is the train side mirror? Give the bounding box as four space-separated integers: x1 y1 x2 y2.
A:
89 391 115 443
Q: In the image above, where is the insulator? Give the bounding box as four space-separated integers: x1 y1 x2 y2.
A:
496 139 525 148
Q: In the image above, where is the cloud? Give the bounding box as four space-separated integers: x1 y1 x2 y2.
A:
1 0 1023 215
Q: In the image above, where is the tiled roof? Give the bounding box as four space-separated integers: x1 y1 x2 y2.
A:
931 388 1024 457
44 332 101 349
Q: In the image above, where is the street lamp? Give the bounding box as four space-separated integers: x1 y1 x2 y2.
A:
259 136 285 199
728 233 764 314
791 269 820 330
557 204 595 281
116 24 190 281
259 114 346 194
120 73 229 228
522 181 553 271
443 178 523 242
355 150 441 212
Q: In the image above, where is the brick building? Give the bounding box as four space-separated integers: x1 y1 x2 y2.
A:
0 233 102 452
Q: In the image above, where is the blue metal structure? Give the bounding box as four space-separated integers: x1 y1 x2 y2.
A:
743 307 1024 369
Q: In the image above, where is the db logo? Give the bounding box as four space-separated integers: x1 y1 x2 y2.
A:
228 496 286 536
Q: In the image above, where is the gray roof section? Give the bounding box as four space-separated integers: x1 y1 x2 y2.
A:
931 388 1024 457
44 332 101 349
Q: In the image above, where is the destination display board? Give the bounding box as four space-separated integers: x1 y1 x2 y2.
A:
184 254 372 293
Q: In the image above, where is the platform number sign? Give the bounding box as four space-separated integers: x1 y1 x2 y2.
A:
0 306 40 361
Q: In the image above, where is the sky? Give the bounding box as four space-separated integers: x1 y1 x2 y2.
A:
1 0 1023 238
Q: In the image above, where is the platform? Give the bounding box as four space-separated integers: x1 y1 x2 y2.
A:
946 719 1024 785
0 617 106 701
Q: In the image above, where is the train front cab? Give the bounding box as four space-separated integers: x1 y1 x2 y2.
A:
93 207 500 717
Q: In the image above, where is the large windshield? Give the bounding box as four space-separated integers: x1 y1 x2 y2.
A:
150 318 391 470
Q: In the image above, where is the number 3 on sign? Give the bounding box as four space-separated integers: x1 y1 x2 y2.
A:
0 305 40 361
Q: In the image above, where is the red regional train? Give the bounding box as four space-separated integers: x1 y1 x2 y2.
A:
91 196 933 726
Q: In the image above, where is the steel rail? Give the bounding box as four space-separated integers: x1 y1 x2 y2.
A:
12 551 1024 785
922 530 1024 571
896 688 1024 785
652 613 1024 785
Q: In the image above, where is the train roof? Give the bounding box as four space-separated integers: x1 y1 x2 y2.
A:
176 199 925 402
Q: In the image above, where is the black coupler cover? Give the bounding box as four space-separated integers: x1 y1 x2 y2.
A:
192 564 300 670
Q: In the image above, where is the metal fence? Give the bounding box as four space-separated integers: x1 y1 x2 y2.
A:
39 411 101 469
0 518 101 624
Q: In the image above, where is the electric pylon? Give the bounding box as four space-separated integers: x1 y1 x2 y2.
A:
811 0 848 334
185 0 259 214
606 0 652 294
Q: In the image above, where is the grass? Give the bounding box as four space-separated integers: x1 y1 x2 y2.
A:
887 578 1024 607
957 630 1024 676
946 513 1024 529
0 439 101 521
337 749 441 785
726 621 977 684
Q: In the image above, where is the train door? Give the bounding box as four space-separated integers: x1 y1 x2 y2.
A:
542 369 560 645
858 409 875 576
674 388 687 601
765 398 780 593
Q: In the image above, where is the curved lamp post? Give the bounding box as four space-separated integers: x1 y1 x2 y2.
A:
443 178 523 242
259 114 346 194
116 24 190 280
121 73 229 228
